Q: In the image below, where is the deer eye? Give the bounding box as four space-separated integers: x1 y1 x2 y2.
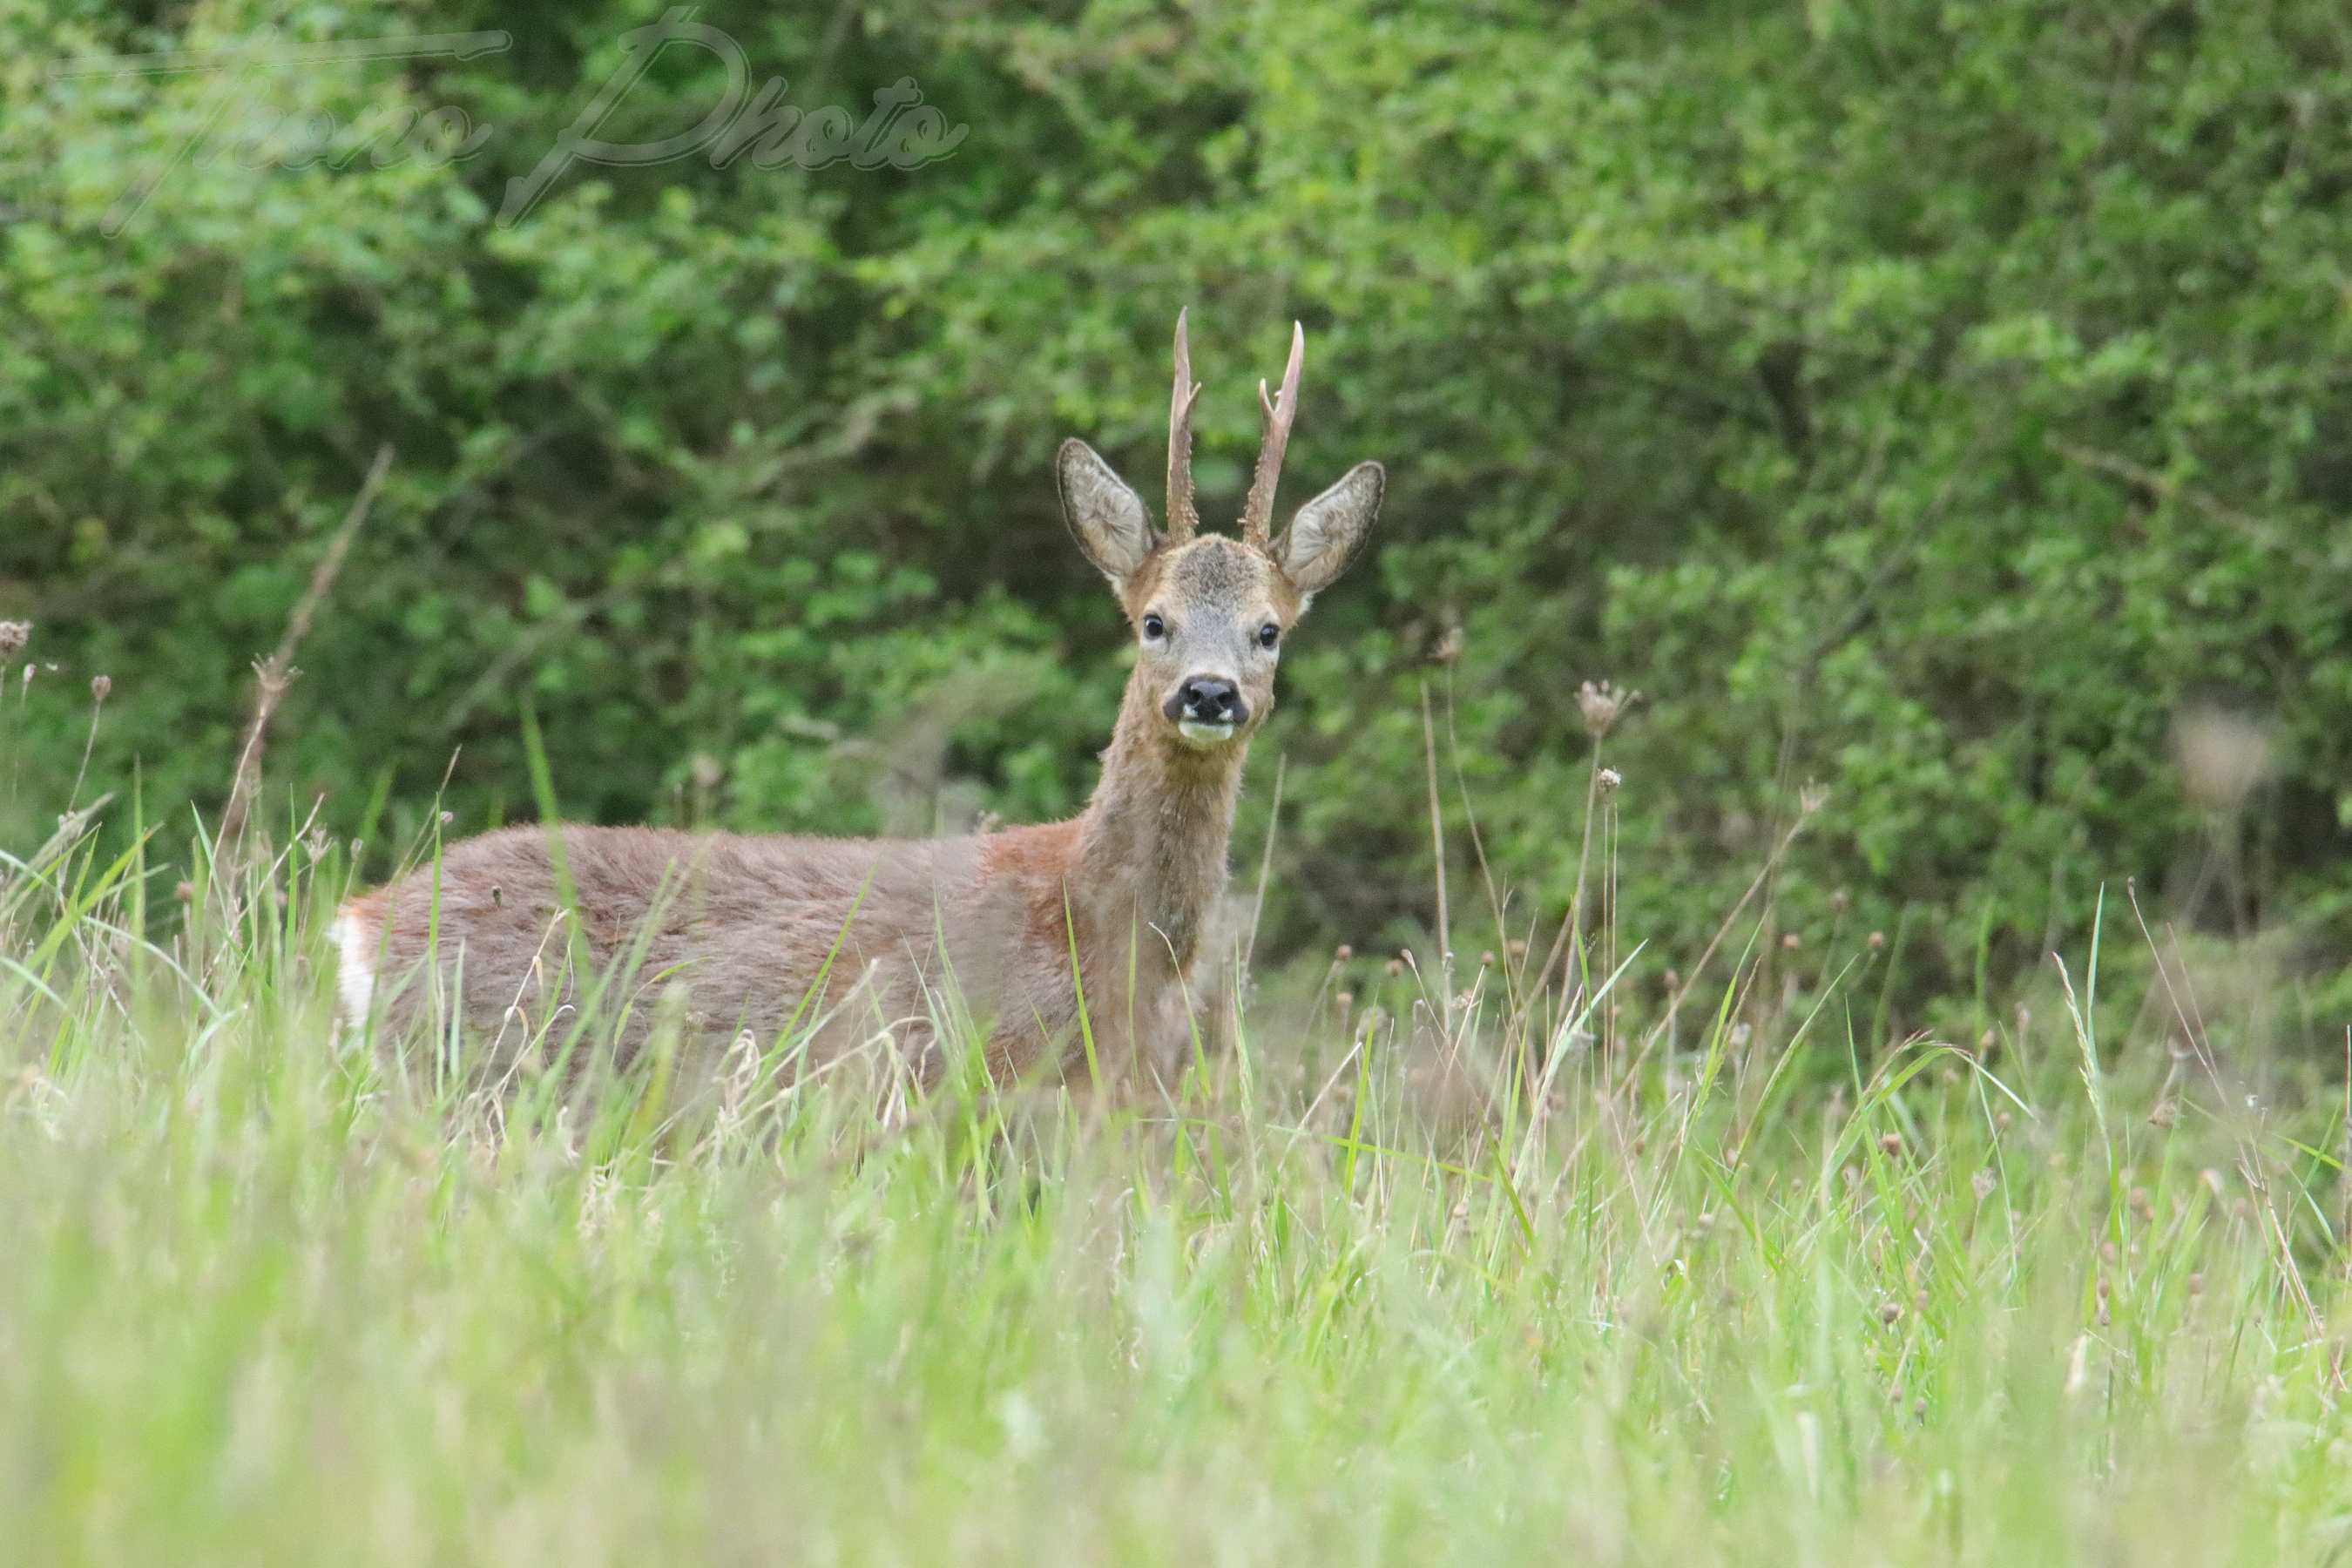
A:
1257 623 1281 651
1141 613 1166 641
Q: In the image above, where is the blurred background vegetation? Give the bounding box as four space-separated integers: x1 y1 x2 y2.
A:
3 0 2350 1030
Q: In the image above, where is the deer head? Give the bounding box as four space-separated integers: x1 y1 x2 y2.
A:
1056 311 1385 751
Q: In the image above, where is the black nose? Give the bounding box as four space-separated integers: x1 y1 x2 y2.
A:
1168 676 1246 725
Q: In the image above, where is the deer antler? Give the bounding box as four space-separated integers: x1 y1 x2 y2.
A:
1240 321 1304 550
1166 308 1205 543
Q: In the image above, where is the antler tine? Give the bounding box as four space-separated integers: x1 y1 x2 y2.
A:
1166 308 1205 542
1240 321 1305 549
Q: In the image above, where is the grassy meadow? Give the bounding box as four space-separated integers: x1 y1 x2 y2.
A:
3 774 2349 1567
13 3 2352 1561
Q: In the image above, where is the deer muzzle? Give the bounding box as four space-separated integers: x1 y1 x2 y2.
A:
1168 676 1247 742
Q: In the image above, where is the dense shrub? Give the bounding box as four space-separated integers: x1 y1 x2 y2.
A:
4 0 2349 1026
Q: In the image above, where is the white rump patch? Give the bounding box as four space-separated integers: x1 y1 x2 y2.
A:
332 909 376 1023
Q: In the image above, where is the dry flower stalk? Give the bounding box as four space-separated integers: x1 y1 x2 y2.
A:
220 445 393 857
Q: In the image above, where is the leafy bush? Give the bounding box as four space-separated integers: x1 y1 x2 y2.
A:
4 0 2349 1031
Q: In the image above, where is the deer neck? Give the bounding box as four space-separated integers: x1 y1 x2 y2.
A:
1071 672 1248 976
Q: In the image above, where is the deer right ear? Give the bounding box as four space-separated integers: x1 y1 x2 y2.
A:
1274 461 1385 597
1057 438 1157 588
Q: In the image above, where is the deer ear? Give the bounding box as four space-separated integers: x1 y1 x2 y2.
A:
1057 438 1157 586
1274 462 1384 597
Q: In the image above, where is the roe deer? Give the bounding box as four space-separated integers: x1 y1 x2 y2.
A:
334 312 1386 1086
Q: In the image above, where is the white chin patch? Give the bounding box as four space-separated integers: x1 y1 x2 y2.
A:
1178 720 1240 747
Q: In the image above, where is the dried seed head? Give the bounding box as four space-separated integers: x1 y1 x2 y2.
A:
2171 706 2274 812
691 752 724 791
1385 957 1404 977
1506 938 1527 959
1335 943 1353 962
1971 1168 1997 1202
2147 1098 2180 1130
1878 1301 1903 1327
1479 950 1495 967
1596 766 1622 794
1878 1132 1903 1157
1867 930 1886 950
89 674 111 703
1430 624 1465 665
1781 932 1801 951
0 622 28 656
1830 887 1851 914
1335 990 1355 1010
1577 679 1639 739
1799 781 1830 816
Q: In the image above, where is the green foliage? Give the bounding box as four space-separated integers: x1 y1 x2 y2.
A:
4 0 2350 1022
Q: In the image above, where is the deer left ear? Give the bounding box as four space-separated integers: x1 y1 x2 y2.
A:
1274 462 1384 597
1057 438 1157 588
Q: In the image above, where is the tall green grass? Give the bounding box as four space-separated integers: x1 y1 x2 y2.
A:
3 806 2348 1565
